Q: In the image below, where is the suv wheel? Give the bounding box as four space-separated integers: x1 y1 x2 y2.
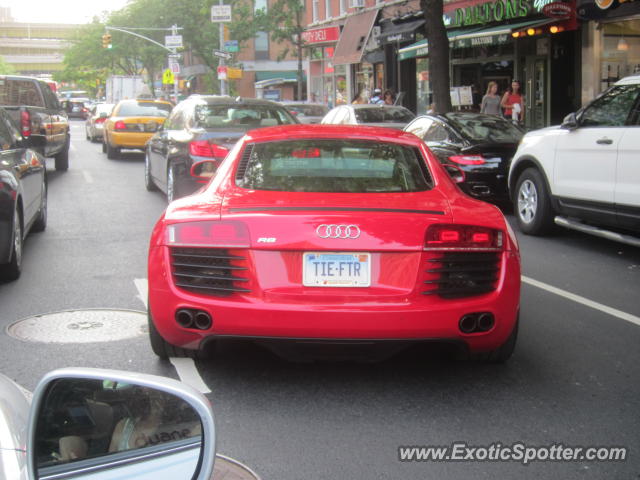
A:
145 150 157 191
54 134 70 171
1 208 23 281
514 168 554 235
106 141 119 159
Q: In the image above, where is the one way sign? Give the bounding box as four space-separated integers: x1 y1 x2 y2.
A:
213 49 232 60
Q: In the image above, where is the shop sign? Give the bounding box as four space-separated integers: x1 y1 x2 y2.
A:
302 26 340 44
541 1 573 17
452 33 510 48
445 0 532 27
384 32 416 43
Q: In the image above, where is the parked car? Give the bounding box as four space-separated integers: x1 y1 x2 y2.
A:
147 124 521 362
508 74 640 246
0 367 260 480
321 104 415 129
103 98 173 159
85 103 114 142
280 102 329 124
0 75 70 171
0 107 47 281
404 112 524 205
145 95 299 202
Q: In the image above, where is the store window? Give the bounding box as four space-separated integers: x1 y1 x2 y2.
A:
600 19 640 91
416 58 431 114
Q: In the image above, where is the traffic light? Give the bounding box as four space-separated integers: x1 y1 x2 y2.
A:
102 33 112 49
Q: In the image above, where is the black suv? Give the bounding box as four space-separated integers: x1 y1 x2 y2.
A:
145 96 299 202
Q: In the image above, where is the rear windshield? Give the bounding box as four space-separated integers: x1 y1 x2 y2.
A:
0 78 44 107
354 107 415 124
444 113 523 143
116 101 172 117
236 139 432 192
194 104 297 128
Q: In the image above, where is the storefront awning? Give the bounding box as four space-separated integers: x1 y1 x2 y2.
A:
255 71 304 81
398 18 558 60
332 9 379 65
379 18 425 44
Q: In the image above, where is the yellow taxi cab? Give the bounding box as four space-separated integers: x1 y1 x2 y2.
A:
102 98 173 159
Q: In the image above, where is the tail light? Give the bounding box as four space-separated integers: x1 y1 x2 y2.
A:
95 117 107 124
166 221 250 248
21 110 31 137
189 140 229 158
425 225 503 251
114 121 127 131
448 155 485 165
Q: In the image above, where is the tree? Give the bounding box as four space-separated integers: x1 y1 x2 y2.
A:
421 0 452 113
254 0 305 99
0 56 15 75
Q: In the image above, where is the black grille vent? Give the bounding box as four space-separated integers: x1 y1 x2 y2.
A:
235 144 254 184
170 247 250 296
423 252 500 298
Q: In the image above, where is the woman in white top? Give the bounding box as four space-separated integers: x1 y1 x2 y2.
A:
480 81 502 116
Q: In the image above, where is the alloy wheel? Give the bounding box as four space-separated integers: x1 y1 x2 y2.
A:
517 179 538 224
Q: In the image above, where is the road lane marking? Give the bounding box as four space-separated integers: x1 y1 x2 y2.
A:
82 170 94 184
169 358 211 394
522 275 640 327
134 279 211 394
134 278 148 307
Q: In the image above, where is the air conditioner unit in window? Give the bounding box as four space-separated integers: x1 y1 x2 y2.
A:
351 0 364 8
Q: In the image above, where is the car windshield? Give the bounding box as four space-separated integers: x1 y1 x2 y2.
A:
95 104 114 115
444 113 523 143
194 104 297 128
236 139 432 192
116 101 171 117
354 107 415 124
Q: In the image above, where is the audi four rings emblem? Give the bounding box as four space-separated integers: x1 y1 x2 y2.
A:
316 224 361 239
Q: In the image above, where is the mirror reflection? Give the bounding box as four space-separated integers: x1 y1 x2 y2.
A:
191 160 218 179
35 379 202 471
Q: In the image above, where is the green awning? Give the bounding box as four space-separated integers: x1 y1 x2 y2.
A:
398 18 555 60
255 71 305 81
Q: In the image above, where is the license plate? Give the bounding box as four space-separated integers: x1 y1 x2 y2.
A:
303 252 371 287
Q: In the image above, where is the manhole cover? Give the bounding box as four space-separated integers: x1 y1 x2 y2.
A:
7 309 148 344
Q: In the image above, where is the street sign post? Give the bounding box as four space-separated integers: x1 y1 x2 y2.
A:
224 40 239 52
162 69 175 85
213 50 233 60
169 61 181 74
211 5 232 22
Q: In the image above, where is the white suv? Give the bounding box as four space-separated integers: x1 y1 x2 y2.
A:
508 75 640 246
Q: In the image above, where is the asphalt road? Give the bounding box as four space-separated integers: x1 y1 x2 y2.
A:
1 120 639 479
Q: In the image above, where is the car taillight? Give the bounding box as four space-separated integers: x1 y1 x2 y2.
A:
448 155 486 165
189 140 229 158
166 221 250 248
425 225 503 251
95 117 107 124
21 110 31 137
114 121 127 131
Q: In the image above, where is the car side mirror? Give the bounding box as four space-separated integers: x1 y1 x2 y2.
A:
561 112 578 130
27 368 216 480
190 160 219 183
442 163 465 184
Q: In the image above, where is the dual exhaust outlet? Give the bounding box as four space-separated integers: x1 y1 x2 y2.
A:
459 312 495 334
176 309 212 330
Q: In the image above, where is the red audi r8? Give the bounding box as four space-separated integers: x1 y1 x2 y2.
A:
147 125 521 362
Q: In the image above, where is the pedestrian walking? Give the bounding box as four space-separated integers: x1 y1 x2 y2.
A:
480 81 502 116
501 80 524 123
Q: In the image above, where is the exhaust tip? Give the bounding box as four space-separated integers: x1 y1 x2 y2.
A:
459 315 477 334
176 309 194 328
477 313 495 332
194 311 212 330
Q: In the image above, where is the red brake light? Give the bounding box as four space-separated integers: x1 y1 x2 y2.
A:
95 117 107 124
114 121 127 131
448 155 485 165
189 140 229 158
291 148 320 158
425 225 503 251
21 110 31 137
166 221 250 247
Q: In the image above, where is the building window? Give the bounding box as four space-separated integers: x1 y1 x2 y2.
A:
313 0 319 22
600 19 640 92
339 0 346 15
325 0 331 19
255 31 269 60
254 0 267 11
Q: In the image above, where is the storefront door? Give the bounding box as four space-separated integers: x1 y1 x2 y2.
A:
524 56 548 130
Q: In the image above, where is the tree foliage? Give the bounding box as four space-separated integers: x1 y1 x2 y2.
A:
421 0 452 113
0 55 16 75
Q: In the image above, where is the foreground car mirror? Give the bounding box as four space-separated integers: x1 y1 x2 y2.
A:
27 368 216 480
561 112 578 130
442 163 466 184
190 160 218 183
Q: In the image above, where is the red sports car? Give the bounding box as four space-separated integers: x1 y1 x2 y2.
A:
147 125 521 361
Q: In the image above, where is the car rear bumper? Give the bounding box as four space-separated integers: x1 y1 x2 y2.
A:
148 247 521 353
110 131 153 148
